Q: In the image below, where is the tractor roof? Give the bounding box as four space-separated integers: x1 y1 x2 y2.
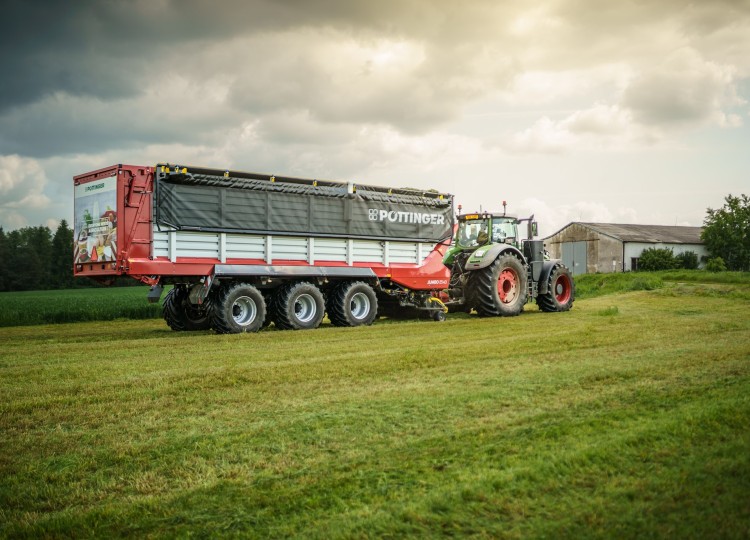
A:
458 213 517 221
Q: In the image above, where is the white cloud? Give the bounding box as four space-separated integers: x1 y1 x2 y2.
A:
507 103 657 153
0 155 51 228
623 48 745 128
507 47 746 155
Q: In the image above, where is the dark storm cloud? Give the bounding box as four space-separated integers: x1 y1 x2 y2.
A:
0 0 520 158
1 0 143 110
0 0 515 108
0 0 454 111
1 0 748 160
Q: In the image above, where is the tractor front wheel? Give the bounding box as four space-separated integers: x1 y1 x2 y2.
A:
467 254 528 317
536 264 575 312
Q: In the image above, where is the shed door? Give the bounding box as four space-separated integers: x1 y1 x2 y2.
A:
562 241 587 275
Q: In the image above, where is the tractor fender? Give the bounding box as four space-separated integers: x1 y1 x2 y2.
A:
538 260 563 295
464 244 526 271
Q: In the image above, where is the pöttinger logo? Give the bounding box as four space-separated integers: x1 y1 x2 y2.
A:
367 208 445 225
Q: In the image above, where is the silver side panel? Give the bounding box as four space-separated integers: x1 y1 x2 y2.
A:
153 227 435 265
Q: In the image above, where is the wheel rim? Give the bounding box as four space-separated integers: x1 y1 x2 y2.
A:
554 274 572 304
349 292 371 320
294 293 317 323
232 296 257 326
497 268 519 304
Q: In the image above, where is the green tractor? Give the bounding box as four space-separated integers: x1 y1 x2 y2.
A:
443 208 575 316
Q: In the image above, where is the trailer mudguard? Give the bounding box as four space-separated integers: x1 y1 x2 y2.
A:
464 244 525 271
538 260 564 295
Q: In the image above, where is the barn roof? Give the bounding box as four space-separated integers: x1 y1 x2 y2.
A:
571 223 704 244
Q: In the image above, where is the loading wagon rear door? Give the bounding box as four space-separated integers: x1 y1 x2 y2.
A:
74 174 118 266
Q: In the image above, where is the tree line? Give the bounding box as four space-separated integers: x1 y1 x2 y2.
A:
0 220 75 291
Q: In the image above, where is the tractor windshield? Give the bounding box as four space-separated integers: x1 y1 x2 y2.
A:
457 218 489 248
491 218 518 244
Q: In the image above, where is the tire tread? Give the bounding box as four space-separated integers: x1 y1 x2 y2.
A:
212 282 266 334
467 254 528 317
271 282 325 330
326 281 378 327
536 264 575 312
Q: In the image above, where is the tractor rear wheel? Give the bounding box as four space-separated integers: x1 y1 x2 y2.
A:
327 281 378 327
536 264 575 312
163 286 212 331
272 282 325 330
211 283 266 334
467 254 528 317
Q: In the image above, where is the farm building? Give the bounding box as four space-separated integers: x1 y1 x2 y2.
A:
544 223 708 275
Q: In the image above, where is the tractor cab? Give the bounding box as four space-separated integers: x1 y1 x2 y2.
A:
455 213 520 250
443 205 538 268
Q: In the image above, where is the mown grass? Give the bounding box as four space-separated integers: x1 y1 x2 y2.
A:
1 282 749 538
0 287 161 327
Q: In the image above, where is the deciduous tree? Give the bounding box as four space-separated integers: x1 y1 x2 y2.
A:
702 194 750 271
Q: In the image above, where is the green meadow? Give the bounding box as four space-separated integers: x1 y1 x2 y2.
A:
1 274 749 537
1 270 746 328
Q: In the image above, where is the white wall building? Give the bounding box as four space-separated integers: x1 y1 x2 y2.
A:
544 223 708 275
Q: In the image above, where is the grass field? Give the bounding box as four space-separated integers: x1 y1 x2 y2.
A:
1 277 750 538
0 286 161 327
2 270 747 328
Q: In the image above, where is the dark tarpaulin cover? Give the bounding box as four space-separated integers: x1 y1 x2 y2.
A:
155 172 454 242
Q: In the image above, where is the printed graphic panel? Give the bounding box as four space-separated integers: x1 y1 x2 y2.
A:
74 175 118 264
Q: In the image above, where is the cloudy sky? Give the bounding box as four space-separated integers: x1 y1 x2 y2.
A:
1 0 748 236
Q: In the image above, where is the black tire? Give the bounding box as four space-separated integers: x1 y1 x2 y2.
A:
466 254 528 317
326 281 378 327
211 283 266 334
536 264 575 312
162 286 212 331
271 282 325 330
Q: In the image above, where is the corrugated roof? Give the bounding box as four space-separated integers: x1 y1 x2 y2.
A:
576 223 704 244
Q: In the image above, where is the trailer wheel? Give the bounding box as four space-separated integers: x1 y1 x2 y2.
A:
536 264 575 312
467 254 528 317
162 286 212 331
272 282 325 330
212 283 266 334
327 281 378 327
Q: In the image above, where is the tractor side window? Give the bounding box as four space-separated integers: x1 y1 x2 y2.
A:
492 221 516 243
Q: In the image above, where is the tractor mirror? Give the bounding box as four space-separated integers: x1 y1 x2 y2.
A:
531 221 538 237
